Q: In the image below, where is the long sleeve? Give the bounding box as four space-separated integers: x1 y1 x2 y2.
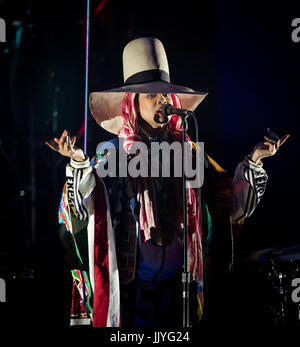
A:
231 155 268 221
65 156 96 221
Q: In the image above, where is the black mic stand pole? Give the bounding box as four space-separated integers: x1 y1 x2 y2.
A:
181 110 191 328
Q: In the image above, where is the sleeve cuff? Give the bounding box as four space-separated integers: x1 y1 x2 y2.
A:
70 156 90 169
244 155 264 170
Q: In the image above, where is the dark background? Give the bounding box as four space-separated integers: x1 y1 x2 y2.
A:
0 0 299 328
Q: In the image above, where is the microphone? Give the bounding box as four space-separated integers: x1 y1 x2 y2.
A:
158 104 194 118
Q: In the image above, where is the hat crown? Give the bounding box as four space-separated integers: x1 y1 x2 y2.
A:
122 37 170 84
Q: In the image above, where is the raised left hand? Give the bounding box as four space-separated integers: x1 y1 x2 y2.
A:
250 134 290 164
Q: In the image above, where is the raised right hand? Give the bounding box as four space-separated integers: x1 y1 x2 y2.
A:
45 130 86 162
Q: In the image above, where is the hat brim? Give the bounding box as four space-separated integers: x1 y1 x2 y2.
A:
89 81 208 134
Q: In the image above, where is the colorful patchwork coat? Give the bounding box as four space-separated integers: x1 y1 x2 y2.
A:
58 139 268 327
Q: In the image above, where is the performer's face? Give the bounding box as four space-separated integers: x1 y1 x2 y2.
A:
137 93 173 128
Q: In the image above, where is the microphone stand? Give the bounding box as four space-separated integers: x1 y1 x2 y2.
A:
160 105 201 327
181 110 191 328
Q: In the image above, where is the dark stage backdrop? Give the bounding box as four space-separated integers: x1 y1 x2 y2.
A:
0 0 299 328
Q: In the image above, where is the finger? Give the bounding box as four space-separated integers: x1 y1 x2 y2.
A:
71 136 76 145
59 130 68 144
63 140 70 152
263 142 273 149
45 141 58 152
54 137 60 144
263 141 276 153
279 134 290 147
46 139 59 148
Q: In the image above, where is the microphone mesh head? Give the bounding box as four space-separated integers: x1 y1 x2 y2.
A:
159 104 173 116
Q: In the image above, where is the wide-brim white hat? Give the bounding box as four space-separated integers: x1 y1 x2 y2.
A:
89 37 208 134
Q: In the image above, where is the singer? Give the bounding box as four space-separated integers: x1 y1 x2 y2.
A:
46 37 289 327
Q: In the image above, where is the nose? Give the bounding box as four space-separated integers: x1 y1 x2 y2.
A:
159 94 168 104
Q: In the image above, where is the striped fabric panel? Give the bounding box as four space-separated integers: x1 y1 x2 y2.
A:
72 169 88 221
241 163 268 219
